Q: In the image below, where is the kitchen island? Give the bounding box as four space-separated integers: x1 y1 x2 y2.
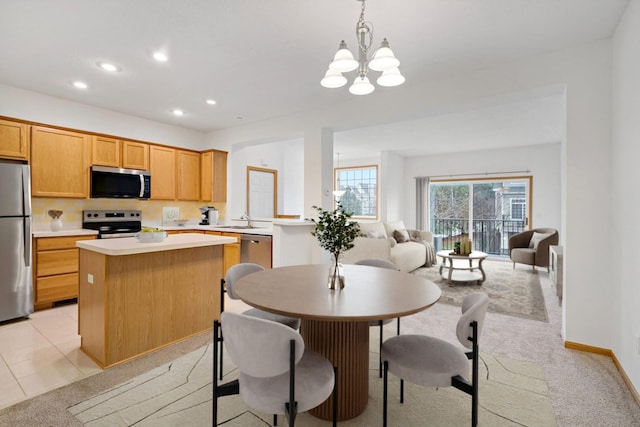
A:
76 233 235 368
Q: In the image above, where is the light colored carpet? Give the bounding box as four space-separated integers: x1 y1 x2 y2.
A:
413 260 548 322
67 330 556 426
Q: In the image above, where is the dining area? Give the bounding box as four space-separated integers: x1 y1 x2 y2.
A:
213 261 488 427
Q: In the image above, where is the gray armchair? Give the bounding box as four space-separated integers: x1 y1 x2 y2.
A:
508 228 559 270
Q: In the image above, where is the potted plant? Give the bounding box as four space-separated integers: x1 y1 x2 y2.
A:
308 202 362 290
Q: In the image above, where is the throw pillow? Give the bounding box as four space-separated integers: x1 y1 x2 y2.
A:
529 232 551 250
368 231 385 239
388 237 397 247
393 229 410 244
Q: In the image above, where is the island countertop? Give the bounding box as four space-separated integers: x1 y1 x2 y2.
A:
76 233 236 256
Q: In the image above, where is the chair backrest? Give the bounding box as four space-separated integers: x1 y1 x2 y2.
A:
354 258 399 270
225 263 264 299
220 311 304 378
456 292 490 349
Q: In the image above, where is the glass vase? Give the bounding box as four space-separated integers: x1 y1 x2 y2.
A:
50 218 62 231
328 253 345 290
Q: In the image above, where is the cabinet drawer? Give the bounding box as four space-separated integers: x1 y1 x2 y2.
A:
35 273 78 304
36 235 94 251
37 249 78 276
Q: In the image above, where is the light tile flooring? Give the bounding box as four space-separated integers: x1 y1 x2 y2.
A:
0 304 102 410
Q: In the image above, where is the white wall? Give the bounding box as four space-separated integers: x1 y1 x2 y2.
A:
612 0 640 391
0 84 206 149
402 144 562 232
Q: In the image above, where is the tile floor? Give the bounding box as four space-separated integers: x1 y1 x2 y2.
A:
0 304 102 410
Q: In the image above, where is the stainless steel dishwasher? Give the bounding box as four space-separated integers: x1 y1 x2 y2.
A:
240 234 272 269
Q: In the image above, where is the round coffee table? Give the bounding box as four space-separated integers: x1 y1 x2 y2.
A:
436 250 488 284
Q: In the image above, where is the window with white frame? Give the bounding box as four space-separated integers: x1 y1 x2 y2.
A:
334 165 377 218
510 198 526 220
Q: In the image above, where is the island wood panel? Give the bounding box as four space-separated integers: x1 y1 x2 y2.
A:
79 245 223 368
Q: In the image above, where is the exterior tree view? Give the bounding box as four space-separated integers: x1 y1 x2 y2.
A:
335 166 377 219
429 179 529 256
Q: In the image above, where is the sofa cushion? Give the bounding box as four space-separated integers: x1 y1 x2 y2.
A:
384 221 406 237
391 241 427 272
359 221 388 239
529 232 551 250
393 228 410 243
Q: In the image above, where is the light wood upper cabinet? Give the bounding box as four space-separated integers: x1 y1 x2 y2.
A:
31 126 89 198
122 140 149 170
91 136 120 167
150 145 176 200
177 150 200 201
92 137 149 171
0 119 29 161
201 150 228 202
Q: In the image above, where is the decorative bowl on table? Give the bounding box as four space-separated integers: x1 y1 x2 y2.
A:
136 227 168 243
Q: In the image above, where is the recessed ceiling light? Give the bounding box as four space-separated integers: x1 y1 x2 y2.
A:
206 99 217 105
72 81 88 89
96 61 121 72
153 52 168 62
172 109 184 116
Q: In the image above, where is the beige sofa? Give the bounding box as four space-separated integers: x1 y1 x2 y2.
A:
343 220 436 272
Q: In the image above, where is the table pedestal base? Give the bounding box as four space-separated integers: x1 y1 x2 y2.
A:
301 319 369 421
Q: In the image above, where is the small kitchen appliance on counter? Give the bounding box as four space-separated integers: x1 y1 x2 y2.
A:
83 209 142 238
199 206 218 225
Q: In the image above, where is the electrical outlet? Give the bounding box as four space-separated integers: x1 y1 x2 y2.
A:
88 274 94 284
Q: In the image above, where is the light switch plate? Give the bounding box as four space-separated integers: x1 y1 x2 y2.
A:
162 207 180 225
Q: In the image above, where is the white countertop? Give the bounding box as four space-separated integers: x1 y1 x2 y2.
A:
76 233 236 256
33 229 99 238
163 224 273 235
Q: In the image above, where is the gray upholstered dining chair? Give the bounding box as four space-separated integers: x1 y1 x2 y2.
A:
354 258 401 377
213 312 337 427
216 263 301 380
381 292 489 427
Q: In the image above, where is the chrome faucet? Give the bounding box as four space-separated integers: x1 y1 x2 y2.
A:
240 212 252 228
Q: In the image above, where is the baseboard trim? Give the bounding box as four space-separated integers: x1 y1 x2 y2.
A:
564 341 640 407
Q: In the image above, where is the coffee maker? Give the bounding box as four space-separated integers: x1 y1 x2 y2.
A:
199 206 218 225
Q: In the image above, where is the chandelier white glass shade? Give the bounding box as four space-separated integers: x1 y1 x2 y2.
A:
321 0 404 95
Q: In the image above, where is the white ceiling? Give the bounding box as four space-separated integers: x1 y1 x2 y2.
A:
0 0 628 157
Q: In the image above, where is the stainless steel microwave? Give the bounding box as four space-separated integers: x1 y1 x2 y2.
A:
90 165 151 199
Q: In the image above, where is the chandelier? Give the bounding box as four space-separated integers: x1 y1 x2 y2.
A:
320 0 404 95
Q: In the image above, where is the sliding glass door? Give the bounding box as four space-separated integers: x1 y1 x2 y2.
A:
429 177 531 256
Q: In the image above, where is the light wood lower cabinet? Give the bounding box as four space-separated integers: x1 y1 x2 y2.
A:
34 235 96 310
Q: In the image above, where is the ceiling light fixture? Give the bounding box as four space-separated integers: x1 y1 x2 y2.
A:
72 81 88 89
172 109 184 116
321 0 404 95
206 99 217 105
96 61 121 72
153 52 168 62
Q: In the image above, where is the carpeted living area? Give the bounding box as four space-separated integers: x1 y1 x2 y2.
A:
413 259 548 322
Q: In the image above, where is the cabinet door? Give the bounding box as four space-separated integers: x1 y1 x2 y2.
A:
177 150 200 201
222 232 241 276
31 126 89 198
201 150 227 202
0 119 29 160
150 145 176 200
91 136 120 167
122 140 149 170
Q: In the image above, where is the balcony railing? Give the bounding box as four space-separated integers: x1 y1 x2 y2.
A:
430 218 526 256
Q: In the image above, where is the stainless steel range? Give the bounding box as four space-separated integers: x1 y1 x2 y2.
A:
82 209 142 239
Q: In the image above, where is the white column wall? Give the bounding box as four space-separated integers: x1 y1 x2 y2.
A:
612 0 640 390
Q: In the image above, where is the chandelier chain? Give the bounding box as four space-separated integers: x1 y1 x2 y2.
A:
355 0 374 56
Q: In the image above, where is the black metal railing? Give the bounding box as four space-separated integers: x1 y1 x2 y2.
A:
430 218 526 256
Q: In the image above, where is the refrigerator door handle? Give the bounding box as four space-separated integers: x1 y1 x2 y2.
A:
22 165 32 216
24 217 32 267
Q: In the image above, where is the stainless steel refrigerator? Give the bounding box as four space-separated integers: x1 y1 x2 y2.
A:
0 161 33 322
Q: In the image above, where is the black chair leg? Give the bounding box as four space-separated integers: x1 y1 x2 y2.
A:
273 414 277 426
400 379 404 404
379 320 384 377
383 361 388 427
396 317 400 335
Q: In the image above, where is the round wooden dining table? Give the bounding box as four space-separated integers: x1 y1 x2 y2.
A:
234 263 441 421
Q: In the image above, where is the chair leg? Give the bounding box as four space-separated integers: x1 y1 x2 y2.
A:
379 320 384 378
396 317 400 335
383 361 389 427
273 414 277 426
400 379 404 404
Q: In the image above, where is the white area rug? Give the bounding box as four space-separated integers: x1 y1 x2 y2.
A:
68 331 556 426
